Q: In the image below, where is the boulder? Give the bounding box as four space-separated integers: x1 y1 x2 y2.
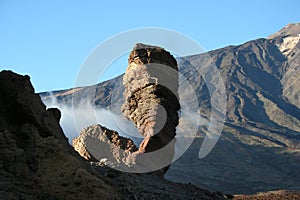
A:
73 124 137 165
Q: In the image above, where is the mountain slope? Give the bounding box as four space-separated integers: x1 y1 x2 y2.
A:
268 23 300 108
40 23 300 194
165 36 300 194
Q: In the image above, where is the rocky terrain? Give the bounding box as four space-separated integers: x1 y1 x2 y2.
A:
40 23 300 195
234 190 300 200
0 71 119 199
0 70 231 199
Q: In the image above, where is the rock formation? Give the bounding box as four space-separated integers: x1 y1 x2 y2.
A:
121 43 180 173
73 124 137 165
38 23 300 194
0 70 229 200
0 70 120 199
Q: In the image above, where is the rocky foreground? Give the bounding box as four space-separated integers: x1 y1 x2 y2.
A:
234 190 300 200
1 69 300 200
0 70 231 199
0 71 118 199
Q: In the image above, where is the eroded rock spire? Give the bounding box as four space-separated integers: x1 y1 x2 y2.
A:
122 43 180 173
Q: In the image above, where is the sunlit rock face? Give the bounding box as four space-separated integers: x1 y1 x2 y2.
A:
122 43 180 174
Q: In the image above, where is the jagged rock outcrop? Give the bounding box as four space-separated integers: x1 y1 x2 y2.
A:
0 70 120 199
0 70 229 200
121 43 180 174
73 124 137 165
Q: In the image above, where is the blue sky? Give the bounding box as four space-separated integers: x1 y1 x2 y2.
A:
0 0 299 92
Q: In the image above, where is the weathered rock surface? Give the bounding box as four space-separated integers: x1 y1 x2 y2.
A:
72 125 229 199
73 124 137 165
0 70 230 200
121 43 180 174
0 70 120 200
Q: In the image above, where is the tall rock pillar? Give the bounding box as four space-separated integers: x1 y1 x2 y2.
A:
122 43 180 174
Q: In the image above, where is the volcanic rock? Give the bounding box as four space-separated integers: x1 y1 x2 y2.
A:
0 70 230 200
38 23 300 194
121 43 180 174
0 70 120 199
268 23 300 108
73 124 137 165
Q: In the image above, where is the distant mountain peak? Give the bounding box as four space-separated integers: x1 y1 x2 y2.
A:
268 22 300 39
268 22 300 56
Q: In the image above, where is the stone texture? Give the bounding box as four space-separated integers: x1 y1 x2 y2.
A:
0 70 120 200
121 43 180 173
73 124 137 165
0 70 229 200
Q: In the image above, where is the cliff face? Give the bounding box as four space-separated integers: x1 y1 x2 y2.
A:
0 70 120 199
121 43 180 174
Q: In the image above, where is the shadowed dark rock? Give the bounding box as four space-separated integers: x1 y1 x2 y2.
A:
0 70 120 199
